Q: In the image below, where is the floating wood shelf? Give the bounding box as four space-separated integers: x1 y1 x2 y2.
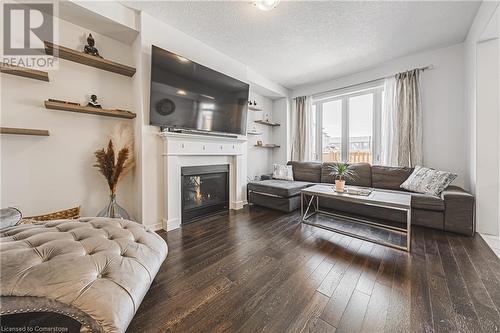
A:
247 131 263 136
0 64 49 82
254 120 280 127
44 41 136 77
248 106 263 111
44 100 136 119
1 127 49 136
254 144 280 148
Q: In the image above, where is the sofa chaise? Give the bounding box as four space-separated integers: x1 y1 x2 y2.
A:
247 162 474 236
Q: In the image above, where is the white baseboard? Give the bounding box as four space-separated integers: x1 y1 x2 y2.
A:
480 233 500 258
148 222 164 231
231 200 246 210
163 218 181 231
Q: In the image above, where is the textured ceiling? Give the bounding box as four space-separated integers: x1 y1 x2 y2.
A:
125 1 480 89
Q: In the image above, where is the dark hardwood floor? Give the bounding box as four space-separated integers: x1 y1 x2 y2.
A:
127 206 500 333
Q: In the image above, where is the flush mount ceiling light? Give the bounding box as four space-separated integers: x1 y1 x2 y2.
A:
253 0 280 11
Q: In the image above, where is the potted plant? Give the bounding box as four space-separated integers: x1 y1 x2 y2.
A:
327 162 356 193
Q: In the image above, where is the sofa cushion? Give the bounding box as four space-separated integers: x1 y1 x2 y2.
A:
371 165 413 190
441 185 475 235
289 161 322 183
321 163 372 187
412 209 445 230
375 188 444 211
248 180 313 198
411 193 445 211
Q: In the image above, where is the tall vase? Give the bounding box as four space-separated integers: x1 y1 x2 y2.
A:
97 193 131 220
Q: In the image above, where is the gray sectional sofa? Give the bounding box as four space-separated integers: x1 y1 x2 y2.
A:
247 162 475 236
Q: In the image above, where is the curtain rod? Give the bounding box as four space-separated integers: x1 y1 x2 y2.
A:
310 64 434 99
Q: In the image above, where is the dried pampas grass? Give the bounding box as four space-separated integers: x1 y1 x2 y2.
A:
110 123 135 181
94 124 135 194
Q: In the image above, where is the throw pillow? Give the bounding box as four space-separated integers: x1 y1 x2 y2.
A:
400 165 457 196
272 164 294 181
0 207 22 229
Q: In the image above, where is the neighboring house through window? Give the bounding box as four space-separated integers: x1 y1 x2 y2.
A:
312 80 384 164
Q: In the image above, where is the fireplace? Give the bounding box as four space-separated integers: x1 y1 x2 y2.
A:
181 164 229 224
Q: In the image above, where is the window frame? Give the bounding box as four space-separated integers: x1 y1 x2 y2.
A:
313 82 384 164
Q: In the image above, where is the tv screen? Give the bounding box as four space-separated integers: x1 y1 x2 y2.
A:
149 45 249 135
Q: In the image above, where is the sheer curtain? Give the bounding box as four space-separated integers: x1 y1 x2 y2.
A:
291 96 314 161
380 69 423 167
381 76 397 166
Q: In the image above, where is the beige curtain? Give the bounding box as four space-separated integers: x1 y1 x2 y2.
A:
291 96 313 161
381 69 423 167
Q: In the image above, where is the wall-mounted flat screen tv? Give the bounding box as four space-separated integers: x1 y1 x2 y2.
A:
149 45 249 135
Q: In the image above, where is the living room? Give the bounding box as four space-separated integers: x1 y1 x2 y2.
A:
1 1 499 332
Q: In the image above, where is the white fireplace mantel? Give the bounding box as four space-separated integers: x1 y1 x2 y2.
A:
160 131 248 231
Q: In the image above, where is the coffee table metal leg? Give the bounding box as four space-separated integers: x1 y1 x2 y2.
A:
302 194 318 221
301 190 411 252
301 192 304 222
407 208 411 251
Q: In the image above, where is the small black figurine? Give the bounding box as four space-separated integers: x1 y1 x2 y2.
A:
84 34 101 57
87 95 102 108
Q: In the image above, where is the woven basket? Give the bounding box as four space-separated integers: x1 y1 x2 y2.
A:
21 206 80 224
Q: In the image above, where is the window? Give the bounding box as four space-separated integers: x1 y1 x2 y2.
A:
313 83 383 164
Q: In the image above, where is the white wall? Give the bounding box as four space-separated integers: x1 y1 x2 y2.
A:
246 93 291 180
472 3 500 237
293 44 468 188
464 2 500 193
0 7 289 230
272 98 291 165
1 18 136 218
464 2 500 236
135 12 287 229
57 0 139 44
247 91 275 180
476 39 499 235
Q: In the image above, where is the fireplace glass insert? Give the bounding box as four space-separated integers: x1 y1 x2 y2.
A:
181 164 229 224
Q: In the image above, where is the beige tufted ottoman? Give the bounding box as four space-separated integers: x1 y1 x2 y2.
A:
0 217 168 333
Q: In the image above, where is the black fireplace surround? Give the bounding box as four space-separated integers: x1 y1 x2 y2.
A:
181 164 229 224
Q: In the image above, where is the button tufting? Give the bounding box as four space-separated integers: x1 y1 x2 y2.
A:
1 216 167 332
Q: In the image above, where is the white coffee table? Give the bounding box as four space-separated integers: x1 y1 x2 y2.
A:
301 185 412 251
